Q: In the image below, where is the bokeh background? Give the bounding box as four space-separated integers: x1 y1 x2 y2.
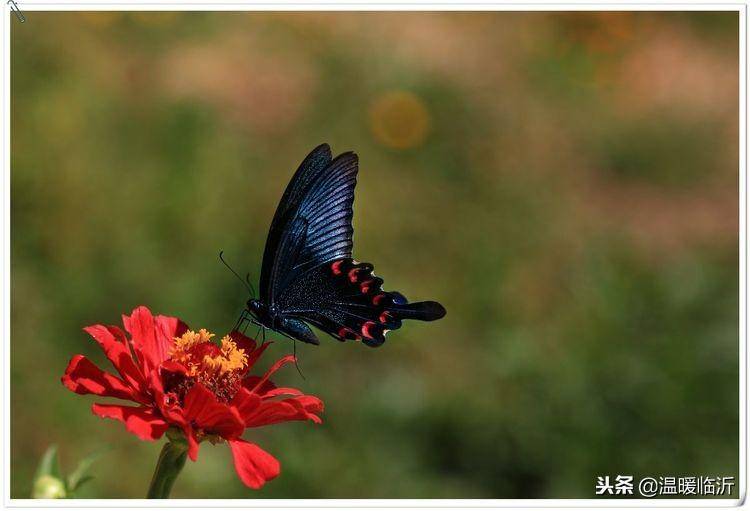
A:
11 11 739 499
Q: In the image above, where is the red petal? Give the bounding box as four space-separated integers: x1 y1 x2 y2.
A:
83 325 147 400
183 383 244 439
122 306 158 370
248 355 296 394
262 387 304 398
228 330 257 354
243 395 324 427
154 314 188 362
91 404 168 441
145 367 188 429
62 355 137 401
241 378 306 398
160 359 188 376
123 306 186 372
155 401 197 460
230 387 262 424
293 395 325 416
244 341 272 373
228 439 280 489
241 375 276 396
182 424 201 461
145 365 167 409
230 388 262 427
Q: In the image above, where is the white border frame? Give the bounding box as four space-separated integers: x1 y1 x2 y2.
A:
1 2 746 509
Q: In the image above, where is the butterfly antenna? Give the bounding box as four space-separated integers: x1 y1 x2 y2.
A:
219 251 254 296
293 340 306 380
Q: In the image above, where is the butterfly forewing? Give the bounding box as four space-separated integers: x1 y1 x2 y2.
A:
258 144 357 304
259 143 333 300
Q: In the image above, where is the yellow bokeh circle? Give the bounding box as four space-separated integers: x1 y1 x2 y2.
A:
369 91 431 149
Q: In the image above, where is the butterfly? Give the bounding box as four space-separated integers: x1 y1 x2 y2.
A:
236 143 446 348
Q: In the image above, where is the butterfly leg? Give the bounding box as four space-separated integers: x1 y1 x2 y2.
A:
292 339 306 380
232 309 249 332
232 314 241 332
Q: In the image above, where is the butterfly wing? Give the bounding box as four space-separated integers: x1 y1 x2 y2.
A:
275 259 446 347
258 144 358 304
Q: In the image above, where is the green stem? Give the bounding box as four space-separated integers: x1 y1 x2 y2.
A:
146 430 188 499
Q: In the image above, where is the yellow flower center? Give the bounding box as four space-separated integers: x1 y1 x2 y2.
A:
204 336 249 375
170 329 248 377
164 328 250 405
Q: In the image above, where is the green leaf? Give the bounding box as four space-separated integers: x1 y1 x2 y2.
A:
33 445 61 480
66 450 103 493
67 475 93 496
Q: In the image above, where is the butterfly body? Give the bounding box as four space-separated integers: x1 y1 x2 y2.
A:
244 144 445 347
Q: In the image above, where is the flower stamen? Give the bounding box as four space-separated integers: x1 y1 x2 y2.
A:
166 330 249 403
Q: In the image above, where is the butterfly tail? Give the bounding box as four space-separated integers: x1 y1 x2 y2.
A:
313 258 446 347
389 300 446 321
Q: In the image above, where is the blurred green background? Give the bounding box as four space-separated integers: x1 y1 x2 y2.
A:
11 11 739 499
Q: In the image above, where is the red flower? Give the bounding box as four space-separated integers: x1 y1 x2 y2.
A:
62 306 323 489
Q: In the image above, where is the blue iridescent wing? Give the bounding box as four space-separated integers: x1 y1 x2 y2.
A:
258 144 358 304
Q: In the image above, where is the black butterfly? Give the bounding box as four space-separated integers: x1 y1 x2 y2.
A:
236 143 446 348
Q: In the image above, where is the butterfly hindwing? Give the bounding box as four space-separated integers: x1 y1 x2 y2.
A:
275 258 446 347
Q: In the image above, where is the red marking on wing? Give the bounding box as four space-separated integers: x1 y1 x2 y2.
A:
361 321 377 338
379 311 391 324
331 260 344 276
372 293 386 306
360 279 374 294
337 327 360 341
348 268 361 283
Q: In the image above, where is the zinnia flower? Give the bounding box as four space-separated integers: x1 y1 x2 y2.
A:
61 306 323 492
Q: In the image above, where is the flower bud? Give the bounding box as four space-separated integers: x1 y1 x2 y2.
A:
32 475 66 499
